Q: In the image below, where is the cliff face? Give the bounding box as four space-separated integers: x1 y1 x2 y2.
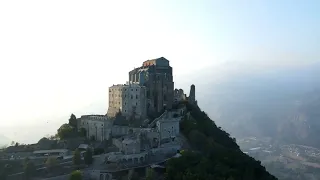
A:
165 102 278 180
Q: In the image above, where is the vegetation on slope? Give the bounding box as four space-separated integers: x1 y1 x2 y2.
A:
165 102 278 180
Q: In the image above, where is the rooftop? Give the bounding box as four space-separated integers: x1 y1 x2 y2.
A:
33 149 69 154
142 57 170 67
109 83 145 88
80 115 107 118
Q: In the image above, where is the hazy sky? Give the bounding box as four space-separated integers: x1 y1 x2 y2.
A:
0 0 319 144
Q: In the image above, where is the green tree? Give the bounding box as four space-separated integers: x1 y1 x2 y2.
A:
46 157 57 172
57 124 75 139
73 149 82 166
79 128 87 137
131 171 140 180
90 135 95 141
0 164 10 180
84 148 93 165
69 114 77 128
69 170 82 180
23 158 36 179
146 167 155 180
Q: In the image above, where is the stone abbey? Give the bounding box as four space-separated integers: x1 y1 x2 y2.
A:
107 57 195 120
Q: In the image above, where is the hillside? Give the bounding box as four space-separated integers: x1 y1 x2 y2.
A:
278 89 320 147
165 102 277 180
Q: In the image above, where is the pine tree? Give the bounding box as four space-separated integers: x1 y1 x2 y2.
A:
84 148 93 165
73 149 82 166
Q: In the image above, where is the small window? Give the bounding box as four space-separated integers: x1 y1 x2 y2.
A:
136 95 138 99
131 95 133 99
136 102 138 106
136 89 137 91
131 89 133 91
124 110 126 112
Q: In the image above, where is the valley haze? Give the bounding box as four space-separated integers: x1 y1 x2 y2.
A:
0 0 319 145
1 61 319 144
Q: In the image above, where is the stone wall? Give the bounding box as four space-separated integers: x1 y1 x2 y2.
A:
111 125 141 137
151 143 181 155
78 115 113 141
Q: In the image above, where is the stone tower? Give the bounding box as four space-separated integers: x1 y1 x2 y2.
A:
189 84 196 104
128 57 174 114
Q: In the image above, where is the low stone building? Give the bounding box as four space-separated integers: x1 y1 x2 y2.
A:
77 115 113 141
156 111 181 141
112 136 141 155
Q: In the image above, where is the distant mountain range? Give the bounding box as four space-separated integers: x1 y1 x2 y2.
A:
193 62 320 148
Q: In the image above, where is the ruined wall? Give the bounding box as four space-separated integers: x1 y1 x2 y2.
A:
174 88 186 102
188 84 197 105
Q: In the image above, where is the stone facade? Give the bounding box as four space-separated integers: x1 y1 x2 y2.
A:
129 57 174 114
107 83 147 120
77 115 113 141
